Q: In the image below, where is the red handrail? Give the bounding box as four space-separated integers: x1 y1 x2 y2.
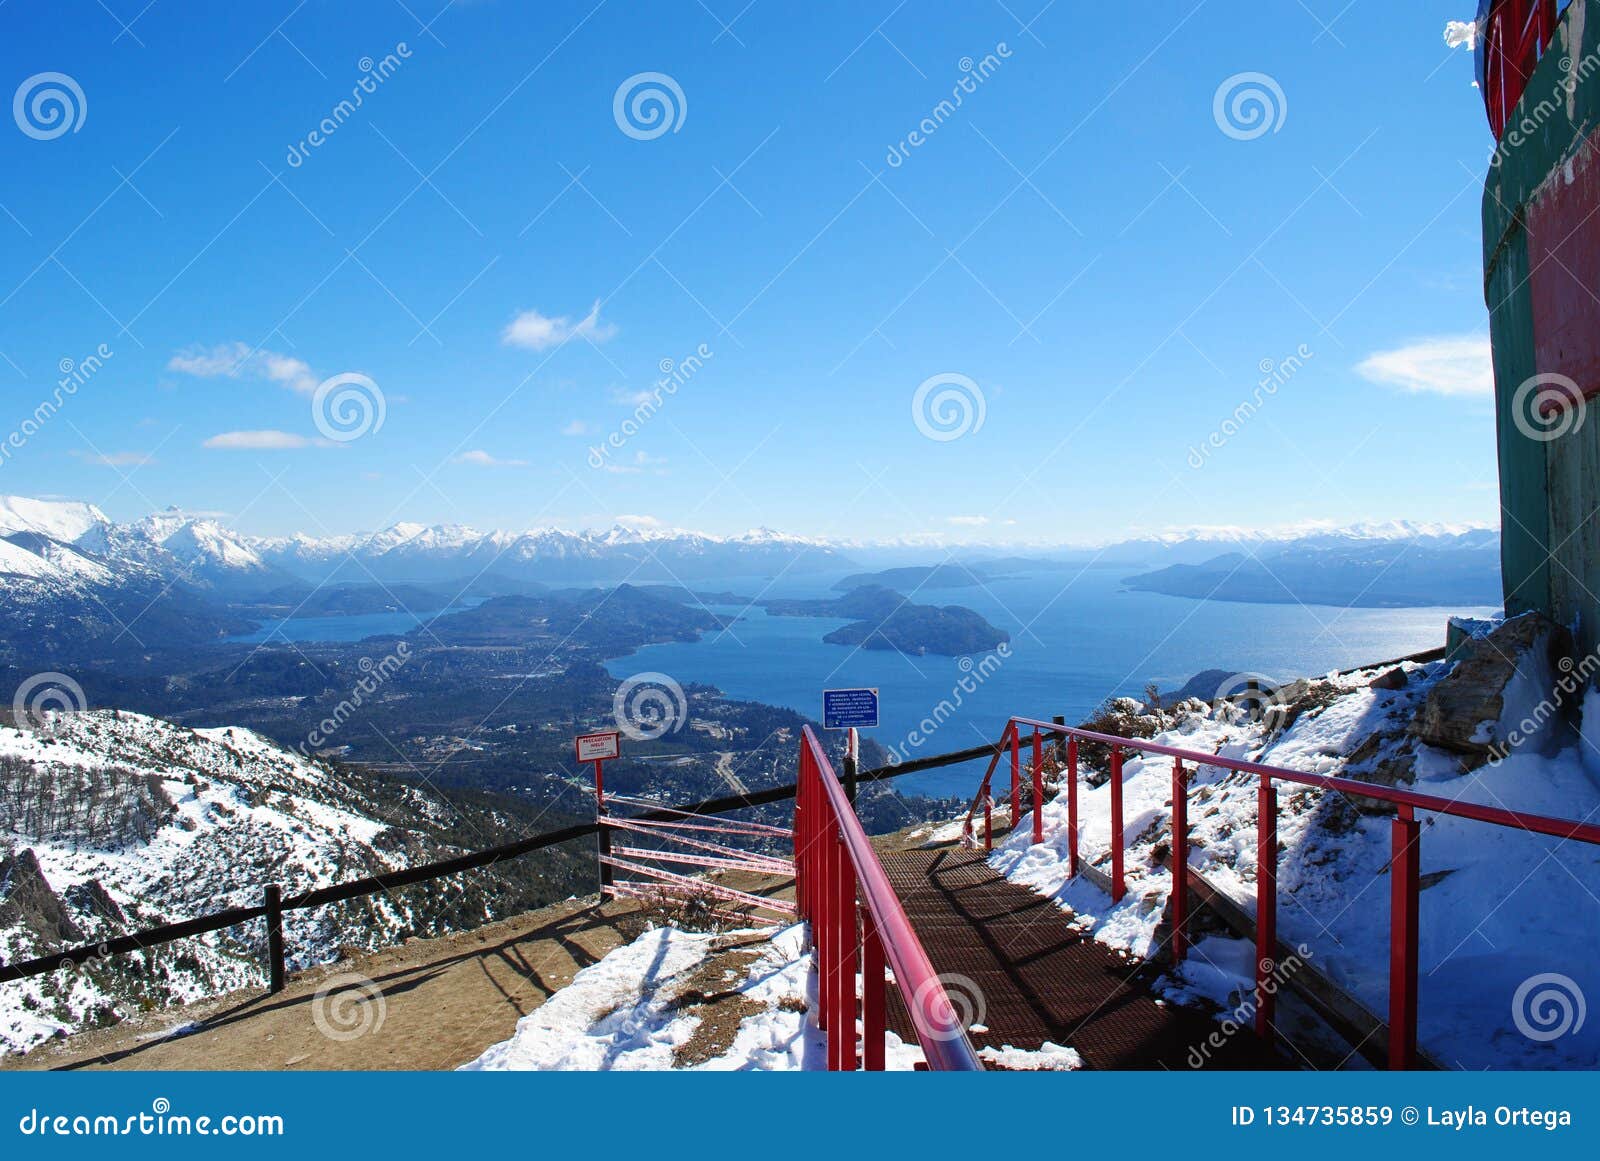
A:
795 726 982 1071
963 713 1600 1069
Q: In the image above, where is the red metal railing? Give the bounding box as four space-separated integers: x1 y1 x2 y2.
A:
963 714 1600 1069
1479 0 1562 138
795 726 982 1071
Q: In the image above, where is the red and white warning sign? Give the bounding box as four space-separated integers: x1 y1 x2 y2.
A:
574 730 621 763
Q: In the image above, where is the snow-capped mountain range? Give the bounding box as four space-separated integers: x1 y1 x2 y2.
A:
0 709 573 1056
1100 521 1499 568
0 492 1502 648
0 494 852 600
252 520 848 585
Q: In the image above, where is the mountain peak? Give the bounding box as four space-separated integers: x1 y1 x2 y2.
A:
0 494 109 543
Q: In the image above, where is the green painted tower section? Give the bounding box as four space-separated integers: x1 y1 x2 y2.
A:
1483 0 1600 651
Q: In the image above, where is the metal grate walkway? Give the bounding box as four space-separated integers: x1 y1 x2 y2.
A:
879 848 1279 1069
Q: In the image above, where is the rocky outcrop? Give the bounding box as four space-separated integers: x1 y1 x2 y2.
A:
64 880 126 931
1410 612 1573 764
0 849 84 946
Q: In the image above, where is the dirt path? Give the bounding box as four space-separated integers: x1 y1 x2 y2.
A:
7 866 801 1073
4 894 648 1072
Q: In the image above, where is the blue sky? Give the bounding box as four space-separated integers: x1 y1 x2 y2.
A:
0 1 1497 542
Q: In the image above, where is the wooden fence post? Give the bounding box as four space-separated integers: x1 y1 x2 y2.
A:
844 727 859 805
264 884 285 994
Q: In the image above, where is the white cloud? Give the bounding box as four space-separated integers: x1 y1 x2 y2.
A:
561 420 589 436
169 342 319 394
254 350 319 393
947 515 990 527
454 449 529 467
1356 335 1492 396
168 342 249 378
502 301 617 351
615 514 662 527
599 450 667 475
203 430 318 450
70 450 155 467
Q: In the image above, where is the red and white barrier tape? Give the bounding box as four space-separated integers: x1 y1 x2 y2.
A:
604 797 793 837
610 843 793 876
604 816 792 868
601 856 796 914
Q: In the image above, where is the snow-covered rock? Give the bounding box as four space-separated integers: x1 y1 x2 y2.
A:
1412 612 1573 762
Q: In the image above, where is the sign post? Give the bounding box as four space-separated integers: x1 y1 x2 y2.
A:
823 689 877 804
575 730 622 891
845 726 860 804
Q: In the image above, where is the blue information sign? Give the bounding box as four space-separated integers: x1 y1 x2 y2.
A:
823 687 879 729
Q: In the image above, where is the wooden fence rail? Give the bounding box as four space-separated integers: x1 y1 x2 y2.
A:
0 735 1007 990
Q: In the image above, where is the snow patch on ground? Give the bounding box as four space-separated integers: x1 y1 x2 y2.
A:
462 926 722 1071
465 923 928 1071
978 1041 1083 1070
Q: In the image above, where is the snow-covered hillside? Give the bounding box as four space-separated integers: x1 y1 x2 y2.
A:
0 709 518 1055
988 664 1600 1069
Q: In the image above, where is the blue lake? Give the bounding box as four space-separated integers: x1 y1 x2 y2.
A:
226 572 1495 801
603 569 1496 798
228 599 485 644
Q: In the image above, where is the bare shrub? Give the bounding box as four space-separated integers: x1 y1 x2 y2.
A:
1074 696 1161 783
622 884 753 935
